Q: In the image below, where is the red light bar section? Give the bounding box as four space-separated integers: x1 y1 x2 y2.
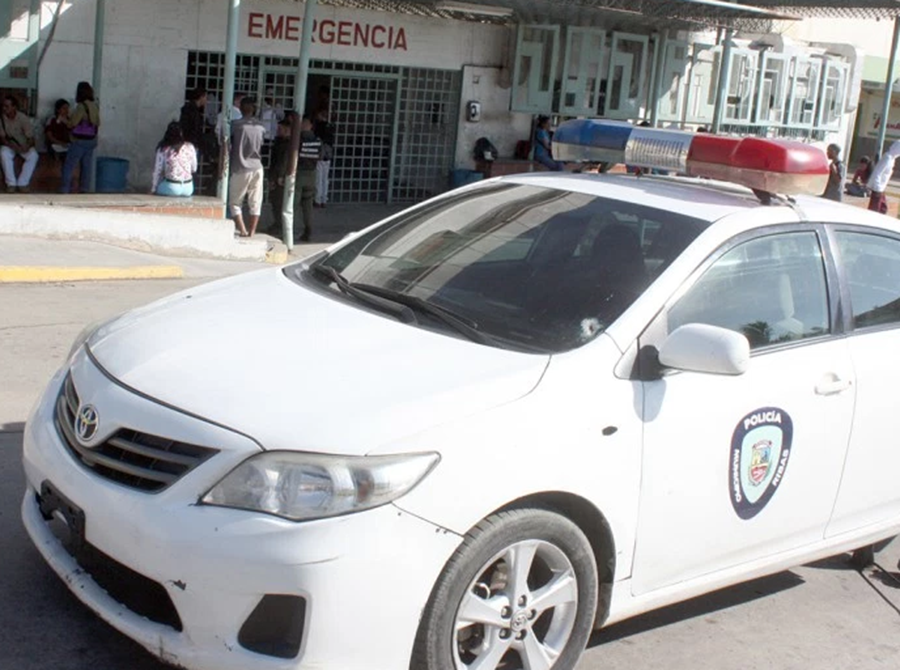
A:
687 136 829 196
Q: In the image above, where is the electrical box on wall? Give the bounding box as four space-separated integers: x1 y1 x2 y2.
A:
466 100 482 122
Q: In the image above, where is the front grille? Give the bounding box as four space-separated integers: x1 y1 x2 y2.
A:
55 373 219 492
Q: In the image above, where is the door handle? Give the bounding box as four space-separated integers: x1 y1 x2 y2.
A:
815 374 852 396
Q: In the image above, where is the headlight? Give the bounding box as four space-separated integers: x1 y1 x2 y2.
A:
201 451 440 521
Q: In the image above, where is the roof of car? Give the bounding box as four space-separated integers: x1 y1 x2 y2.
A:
500 172 900 232
499 172 766 223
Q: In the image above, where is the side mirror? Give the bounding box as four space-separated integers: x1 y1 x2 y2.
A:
658 323 750 376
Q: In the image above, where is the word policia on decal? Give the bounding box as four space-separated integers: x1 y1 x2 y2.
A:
729 408 793 520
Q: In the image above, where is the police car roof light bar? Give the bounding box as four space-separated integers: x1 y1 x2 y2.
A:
553 119 829 200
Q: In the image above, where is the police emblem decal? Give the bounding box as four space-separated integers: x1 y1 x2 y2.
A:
74 404 100 444
729 407 793 519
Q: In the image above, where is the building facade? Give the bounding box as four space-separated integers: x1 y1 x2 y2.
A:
0 0 867 202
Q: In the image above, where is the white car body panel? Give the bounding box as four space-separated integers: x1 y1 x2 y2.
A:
88 269 549 455
385 333 644 576
22 365 462 670
633 338 856 594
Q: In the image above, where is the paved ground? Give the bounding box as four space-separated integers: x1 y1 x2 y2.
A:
3 241 900 669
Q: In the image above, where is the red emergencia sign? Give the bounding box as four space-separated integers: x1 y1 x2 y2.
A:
247 12 409 51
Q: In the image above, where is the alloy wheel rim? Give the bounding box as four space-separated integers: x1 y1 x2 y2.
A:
453 539 579 670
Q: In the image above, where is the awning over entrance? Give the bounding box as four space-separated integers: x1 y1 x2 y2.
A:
316 0 801 30
745 1 900 20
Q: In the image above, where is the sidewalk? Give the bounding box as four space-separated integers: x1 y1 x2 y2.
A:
0 237 277 283
0 202 407 281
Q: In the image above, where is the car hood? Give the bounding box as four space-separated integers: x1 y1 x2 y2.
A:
88 268 549 455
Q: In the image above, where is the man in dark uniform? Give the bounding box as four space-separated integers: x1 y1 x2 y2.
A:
267 117 292 238
294 116 322 242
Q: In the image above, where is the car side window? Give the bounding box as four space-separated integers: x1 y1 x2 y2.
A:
834 231 900 329
668 232 830 349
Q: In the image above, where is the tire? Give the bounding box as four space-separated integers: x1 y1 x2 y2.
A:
849 545 875 571
411 508 598 670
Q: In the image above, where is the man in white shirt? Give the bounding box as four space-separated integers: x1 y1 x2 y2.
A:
215 92 245 145
867 140 900 214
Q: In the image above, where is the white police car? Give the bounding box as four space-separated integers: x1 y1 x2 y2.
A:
21 121 900 670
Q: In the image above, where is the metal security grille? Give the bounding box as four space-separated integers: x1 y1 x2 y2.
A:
310 60 401 76
185 52 462 204
393 68 461 202
329 76 398 204
185 52 261 195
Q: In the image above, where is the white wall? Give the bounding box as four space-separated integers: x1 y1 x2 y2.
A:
36 0 508 189
777 17 893 59
455 66 532 169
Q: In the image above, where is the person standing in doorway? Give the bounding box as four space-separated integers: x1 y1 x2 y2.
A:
61 81 100 193
821 143 845 202
180 88 208 160
0 95 39 193
267 117 292 238
294 116 322 242
867 140 900 214
229 97 266 237
313 109 335 209
216 92 244 146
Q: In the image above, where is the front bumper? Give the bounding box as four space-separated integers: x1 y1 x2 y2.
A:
22 357 462 670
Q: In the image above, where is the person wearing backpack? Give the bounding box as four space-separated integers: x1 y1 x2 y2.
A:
151 122 197 197
61 81 100 193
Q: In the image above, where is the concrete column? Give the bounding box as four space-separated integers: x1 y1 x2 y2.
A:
218 0 241 202
648 31 665 127
876 16 900 159
89 0 105 192
281 0 319 250
711 29 734 134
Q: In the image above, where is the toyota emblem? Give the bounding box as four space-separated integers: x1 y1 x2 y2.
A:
75 404 100 444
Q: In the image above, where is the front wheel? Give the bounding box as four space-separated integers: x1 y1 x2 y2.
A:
412 508 598 670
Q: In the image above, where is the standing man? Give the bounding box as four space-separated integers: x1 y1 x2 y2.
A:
179 88 208 158
0 95 39 193
821 143 845 202
229 97 267 238
294 116 322 242
313 109 335 209
867 140 900 214
267 117 293 239
216 92 244 146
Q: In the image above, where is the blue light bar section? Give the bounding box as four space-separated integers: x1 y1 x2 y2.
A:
555 119 633 150
553 119 633 163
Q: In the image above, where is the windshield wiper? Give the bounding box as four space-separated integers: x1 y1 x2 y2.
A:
352 284 493 345
309 265 417 324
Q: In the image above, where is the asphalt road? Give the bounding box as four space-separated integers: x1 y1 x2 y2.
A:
3 270 900 669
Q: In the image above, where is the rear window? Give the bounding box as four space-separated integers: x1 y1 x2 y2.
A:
301 183 709 352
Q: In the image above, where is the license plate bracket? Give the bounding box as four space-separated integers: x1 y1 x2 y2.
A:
39 480 86 557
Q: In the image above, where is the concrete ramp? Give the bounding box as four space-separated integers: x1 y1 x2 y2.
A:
0 202 272 262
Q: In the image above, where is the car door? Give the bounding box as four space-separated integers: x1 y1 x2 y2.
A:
827 227 900 537
631 227 855 596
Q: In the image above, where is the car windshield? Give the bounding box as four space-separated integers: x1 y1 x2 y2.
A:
297 183 709 353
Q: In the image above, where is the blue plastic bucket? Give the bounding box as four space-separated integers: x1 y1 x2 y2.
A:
95 157 130 193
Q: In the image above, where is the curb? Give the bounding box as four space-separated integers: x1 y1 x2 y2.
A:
0 265 185 283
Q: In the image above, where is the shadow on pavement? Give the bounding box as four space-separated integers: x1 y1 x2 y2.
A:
870 564 900 591
0 421 25 433
589 570 805 646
